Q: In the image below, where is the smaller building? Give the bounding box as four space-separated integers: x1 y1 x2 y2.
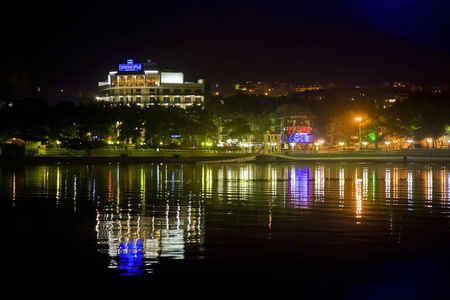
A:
294 84 323 93
382 92 409 109
97 59 208 109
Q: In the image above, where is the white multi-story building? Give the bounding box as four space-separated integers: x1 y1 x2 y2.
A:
97 59 207 108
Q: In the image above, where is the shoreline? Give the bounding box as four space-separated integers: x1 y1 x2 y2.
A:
3 150 450 165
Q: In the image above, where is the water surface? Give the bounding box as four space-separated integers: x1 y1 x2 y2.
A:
3 162 450 298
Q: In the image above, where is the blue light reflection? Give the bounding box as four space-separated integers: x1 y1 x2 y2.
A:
118 239 144 275
289 167 310 208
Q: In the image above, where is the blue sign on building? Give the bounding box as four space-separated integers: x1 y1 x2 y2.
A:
119 59 142 72
285 133 311 144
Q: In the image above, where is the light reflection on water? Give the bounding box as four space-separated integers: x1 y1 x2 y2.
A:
2 162 450 280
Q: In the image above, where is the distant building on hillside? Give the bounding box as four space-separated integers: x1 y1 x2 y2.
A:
97 59 208 108
293 84 323 93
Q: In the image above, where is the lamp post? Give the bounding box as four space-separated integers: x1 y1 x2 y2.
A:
290 142 296 153
355 117 362 150
362 141 368 151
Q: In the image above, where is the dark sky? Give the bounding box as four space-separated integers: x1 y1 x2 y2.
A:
4 0 450 92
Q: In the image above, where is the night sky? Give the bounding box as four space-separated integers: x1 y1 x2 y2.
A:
4 0 450 93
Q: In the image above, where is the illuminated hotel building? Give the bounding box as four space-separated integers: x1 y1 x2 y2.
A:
97 59 207 108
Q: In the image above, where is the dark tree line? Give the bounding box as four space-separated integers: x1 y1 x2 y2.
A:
0 93 316 149
2 88 450 151
325 89 450 147
0 99 218 150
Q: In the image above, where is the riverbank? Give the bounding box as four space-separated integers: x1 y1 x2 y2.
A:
0 153 251 165
2 149 450 165
255 149 450 163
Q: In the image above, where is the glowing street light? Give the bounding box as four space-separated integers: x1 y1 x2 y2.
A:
290 142 296 153
355 117 362 150
362 141 368 151
202 141 213 152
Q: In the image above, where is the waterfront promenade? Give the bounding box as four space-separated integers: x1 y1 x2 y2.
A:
257 148 450 163
2 148 450 165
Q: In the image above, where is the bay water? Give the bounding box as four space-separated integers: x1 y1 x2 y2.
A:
2 161 450 298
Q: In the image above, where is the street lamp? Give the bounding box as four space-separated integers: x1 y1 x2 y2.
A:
202 141 212 152
290 142 296 153
362 141 368 151
355 117 362 150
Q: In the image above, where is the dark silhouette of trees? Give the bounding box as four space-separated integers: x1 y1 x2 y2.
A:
383 92 450 145
2 88 450 152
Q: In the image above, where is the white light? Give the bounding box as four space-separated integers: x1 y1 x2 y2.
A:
161 72 184 83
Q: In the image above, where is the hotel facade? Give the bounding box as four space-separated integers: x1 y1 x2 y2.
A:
97 59 207 108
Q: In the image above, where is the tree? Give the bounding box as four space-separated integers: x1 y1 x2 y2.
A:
75 102 115 142
248 114 273 143
116 105 144 145
386 92 448 145
181 106 218 147
226 117 252 140
142 105 169 146
326 114 354 146
65 138 107 155
363 114 388 149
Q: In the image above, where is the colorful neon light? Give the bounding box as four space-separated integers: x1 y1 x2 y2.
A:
119 59 142 72
283 126 312 144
